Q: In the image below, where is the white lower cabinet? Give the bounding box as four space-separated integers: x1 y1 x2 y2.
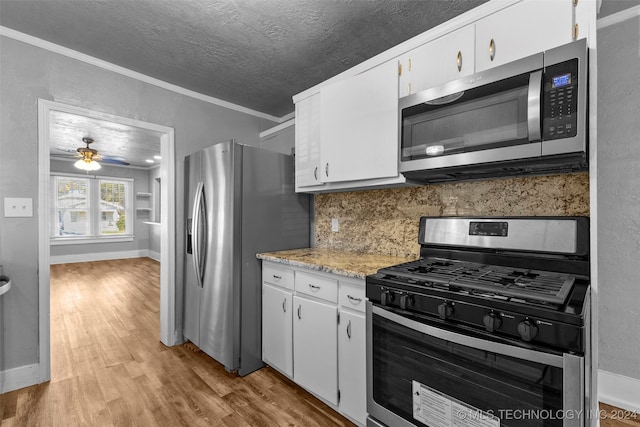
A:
293 295 339 405
261 261 366 426
338 310 366 424
262 283 293 378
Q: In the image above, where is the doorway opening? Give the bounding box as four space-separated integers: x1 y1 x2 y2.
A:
38 99 177 382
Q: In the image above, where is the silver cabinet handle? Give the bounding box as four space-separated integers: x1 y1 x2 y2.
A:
346 320 352 339
314 166 318 181
347 295 362 304
282 298 287 313
308 284 320 290
273 274 282 281
297 304 302 319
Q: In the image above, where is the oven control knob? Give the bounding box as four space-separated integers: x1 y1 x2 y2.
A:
483 312 502 332
399 294 414 310
517 319 539 341
437 302 454 320
381 290 395 306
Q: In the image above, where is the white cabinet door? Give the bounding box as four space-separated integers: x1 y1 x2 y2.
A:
338 310 366 425
262 284 293 378
295 93 323 190
398 25 475 98
475 0 574 72
293 295 338 405
320 60 399 183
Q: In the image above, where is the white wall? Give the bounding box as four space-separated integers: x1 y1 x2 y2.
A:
596 9 640 410
0 35 277 385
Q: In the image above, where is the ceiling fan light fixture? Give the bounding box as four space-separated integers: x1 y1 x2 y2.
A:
74 158 101 171
74 136 102 170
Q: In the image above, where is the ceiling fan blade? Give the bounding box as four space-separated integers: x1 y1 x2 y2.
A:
52 147 81 155
98 156 130 166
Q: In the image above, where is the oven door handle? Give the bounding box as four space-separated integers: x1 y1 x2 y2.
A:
371 304 564 367
527 70 543 142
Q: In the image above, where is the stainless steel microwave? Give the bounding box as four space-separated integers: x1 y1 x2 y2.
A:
399 39 588 183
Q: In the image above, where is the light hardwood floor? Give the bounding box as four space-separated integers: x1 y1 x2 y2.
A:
1 258 354 426
1 258 637 426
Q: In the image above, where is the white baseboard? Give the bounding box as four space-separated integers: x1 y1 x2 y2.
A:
148 250 161 262
50 249 150 265
598 369 640 412
0 363 42 393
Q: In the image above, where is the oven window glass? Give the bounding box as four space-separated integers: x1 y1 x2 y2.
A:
372 313 564 427
401 73 532 161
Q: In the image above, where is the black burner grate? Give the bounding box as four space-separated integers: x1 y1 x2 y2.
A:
379 258 575 305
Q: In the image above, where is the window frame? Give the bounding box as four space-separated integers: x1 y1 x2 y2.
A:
50 173 135 245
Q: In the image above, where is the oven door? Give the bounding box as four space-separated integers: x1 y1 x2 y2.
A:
366 303 584 427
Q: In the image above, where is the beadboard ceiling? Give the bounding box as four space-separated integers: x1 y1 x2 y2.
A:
0 0 489 119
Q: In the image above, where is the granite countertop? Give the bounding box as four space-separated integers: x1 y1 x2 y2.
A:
257 248 418 279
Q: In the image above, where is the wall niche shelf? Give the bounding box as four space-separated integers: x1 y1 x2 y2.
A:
136 192 153 220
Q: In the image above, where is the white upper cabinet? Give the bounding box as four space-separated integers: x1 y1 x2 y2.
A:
295 93 322 190
320 60 399 183
292 0 593 194
475 0 575 72
398 25 476 97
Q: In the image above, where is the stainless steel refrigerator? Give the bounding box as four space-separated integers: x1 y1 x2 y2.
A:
183 140 310 376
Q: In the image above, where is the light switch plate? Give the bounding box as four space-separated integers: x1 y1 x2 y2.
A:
4 197 33 217
331 218 339 232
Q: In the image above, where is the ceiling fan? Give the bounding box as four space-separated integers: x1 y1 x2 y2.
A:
53 137 130 170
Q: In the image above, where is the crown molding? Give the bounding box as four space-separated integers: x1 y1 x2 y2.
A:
597 5 640 29
0 26 287 123
259 118 295 139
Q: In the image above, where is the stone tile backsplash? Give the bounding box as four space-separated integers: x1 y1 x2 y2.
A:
315 172 590 258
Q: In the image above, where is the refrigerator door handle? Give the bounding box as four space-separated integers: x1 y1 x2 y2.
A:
191 181 206 288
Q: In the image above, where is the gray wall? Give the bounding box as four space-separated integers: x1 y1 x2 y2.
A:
598 0 640 17
0 35 276 375
259 125 295 155
597 15 640 380
49 159 152 258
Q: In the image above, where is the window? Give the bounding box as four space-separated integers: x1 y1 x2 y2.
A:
51 174 134 243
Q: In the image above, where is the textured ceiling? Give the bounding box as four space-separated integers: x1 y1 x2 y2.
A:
0 0 488 118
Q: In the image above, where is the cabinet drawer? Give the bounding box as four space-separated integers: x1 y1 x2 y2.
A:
295 270 338 303
263 263 294 290
339 280 366 313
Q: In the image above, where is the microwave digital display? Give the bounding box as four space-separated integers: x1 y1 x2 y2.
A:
552 73 572 88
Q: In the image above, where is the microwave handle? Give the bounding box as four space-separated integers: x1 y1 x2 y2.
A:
527 70 543 142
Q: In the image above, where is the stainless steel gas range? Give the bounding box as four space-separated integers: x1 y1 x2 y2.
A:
366 217 591 427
